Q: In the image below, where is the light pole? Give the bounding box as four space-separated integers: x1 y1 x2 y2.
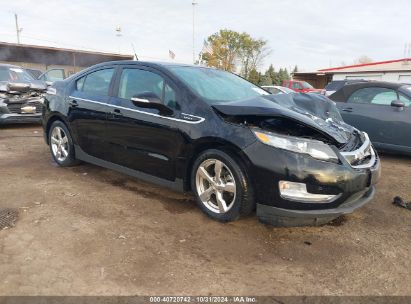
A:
192 1 197 64
14 13 23 44
115 26 122 54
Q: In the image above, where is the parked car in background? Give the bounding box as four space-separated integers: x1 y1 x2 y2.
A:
0 64 35 82
323 79 368 96
261 85 295 95
38 68 66 84
329 81 411 155
42 61 380 227
0 64 47 124
25 68 43 79
282 80 322 93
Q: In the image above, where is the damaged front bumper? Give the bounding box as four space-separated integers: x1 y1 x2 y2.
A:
0 100 42 124
0 113 41 124
243 132 381 227
257 185 376 227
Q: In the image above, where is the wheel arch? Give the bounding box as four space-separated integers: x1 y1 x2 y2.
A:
183 137 253 192
44 113 73 145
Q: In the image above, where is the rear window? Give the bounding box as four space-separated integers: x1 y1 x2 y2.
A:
301 81 313 89
325 81 345 91
76 68 114 96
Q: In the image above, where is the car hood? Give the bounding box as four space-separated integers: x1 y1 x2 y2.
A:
0 80 47 93
212 93 356 145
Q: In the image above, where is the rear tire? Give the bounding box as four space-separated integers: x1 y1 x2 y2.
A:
191 149 255 222
48 120 79 167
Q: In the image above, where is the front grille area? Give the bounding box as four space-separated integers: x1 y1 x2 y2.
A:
6 101 42 114
6 103 22 114
340 132 363 152
340 132 376 169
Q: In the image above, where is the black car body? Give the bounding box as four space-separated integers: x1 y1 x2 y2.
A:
0 64 46 124
42 61 380 227
323 79 368 96
330 81 411 155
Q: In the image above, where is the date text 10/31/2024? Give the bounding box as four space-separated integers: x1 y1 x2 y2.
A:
149 296 257 303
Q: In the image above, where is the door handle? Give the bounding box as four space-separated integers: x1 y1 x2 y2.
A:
68 100 78 107
113 108 123 116
341 107 353 112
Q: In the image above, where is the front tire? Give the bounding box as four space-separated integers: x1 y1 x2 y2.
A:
48 120 79 167
191 149 255 222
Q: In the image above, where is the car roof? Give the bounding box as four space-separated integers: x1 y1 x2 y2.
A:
0 63 23 69
329 81 409 102
91 60 204 70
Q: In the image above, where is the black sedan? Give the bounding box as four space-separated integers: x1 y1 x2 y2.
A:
42 61 380 227
330 81 411 155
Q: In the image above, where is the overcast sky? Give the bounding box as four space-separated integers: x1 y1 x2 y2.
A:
1 0 410 71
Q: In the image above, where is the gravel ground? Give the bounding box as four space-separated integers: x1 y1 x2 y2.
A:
0 124 410 296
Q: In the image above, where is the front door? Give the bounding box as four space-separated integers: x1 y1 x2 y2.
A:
105 66 185 181
336 86 411 149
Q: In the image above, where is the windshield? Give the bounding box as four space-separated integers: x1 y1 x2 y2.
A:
169 66 267 103
0 66 35 82
301 81 314 89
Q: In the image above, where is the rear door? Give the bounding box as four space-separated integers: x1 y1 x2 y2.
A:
68 67 116 160
336 86 411 148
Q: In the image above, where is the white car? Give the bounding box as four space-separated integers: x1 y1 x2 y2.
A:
261 85 295 95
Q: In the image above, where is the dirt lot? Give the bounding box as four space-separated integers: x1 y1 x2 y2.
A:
0 124 410 296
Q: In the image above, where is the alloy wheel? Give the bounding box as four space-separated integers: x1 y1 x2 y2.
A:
50 126 69 162
195 159 236 213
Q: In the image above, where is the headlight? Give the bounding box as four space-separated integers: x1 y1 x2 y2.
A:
252 129 338 161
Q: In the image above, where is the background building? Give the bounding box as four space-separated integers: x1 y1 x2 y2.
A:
0 41 134 77
293 58 411 88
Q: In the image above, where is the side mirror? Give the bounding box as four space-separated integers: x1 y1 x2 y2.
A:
131 92 174 116
391 100 405 108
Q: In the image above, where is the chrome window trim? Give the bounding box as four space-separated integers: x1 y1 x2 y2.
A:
68 96 205 124
341 132 376 169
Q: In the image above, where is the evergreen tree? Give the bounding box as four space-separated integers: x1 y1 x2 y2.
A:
259 74 272 86
293 65 298 73
248 68 260 85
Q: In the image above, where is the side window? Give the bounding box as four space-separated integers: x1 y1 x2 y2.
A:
347 87 397 105
118 68 178 109
292 82 301 89
164 83 178 109
76 76 85 91
76 68 114 96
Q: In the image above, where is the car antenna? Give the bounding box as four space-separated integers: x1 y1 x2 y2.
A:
131 43 139 61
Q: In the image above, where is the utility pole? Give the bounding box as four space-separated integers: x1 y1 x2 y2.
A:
192 1 198 64
14 13 23 44
115 26 122 54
